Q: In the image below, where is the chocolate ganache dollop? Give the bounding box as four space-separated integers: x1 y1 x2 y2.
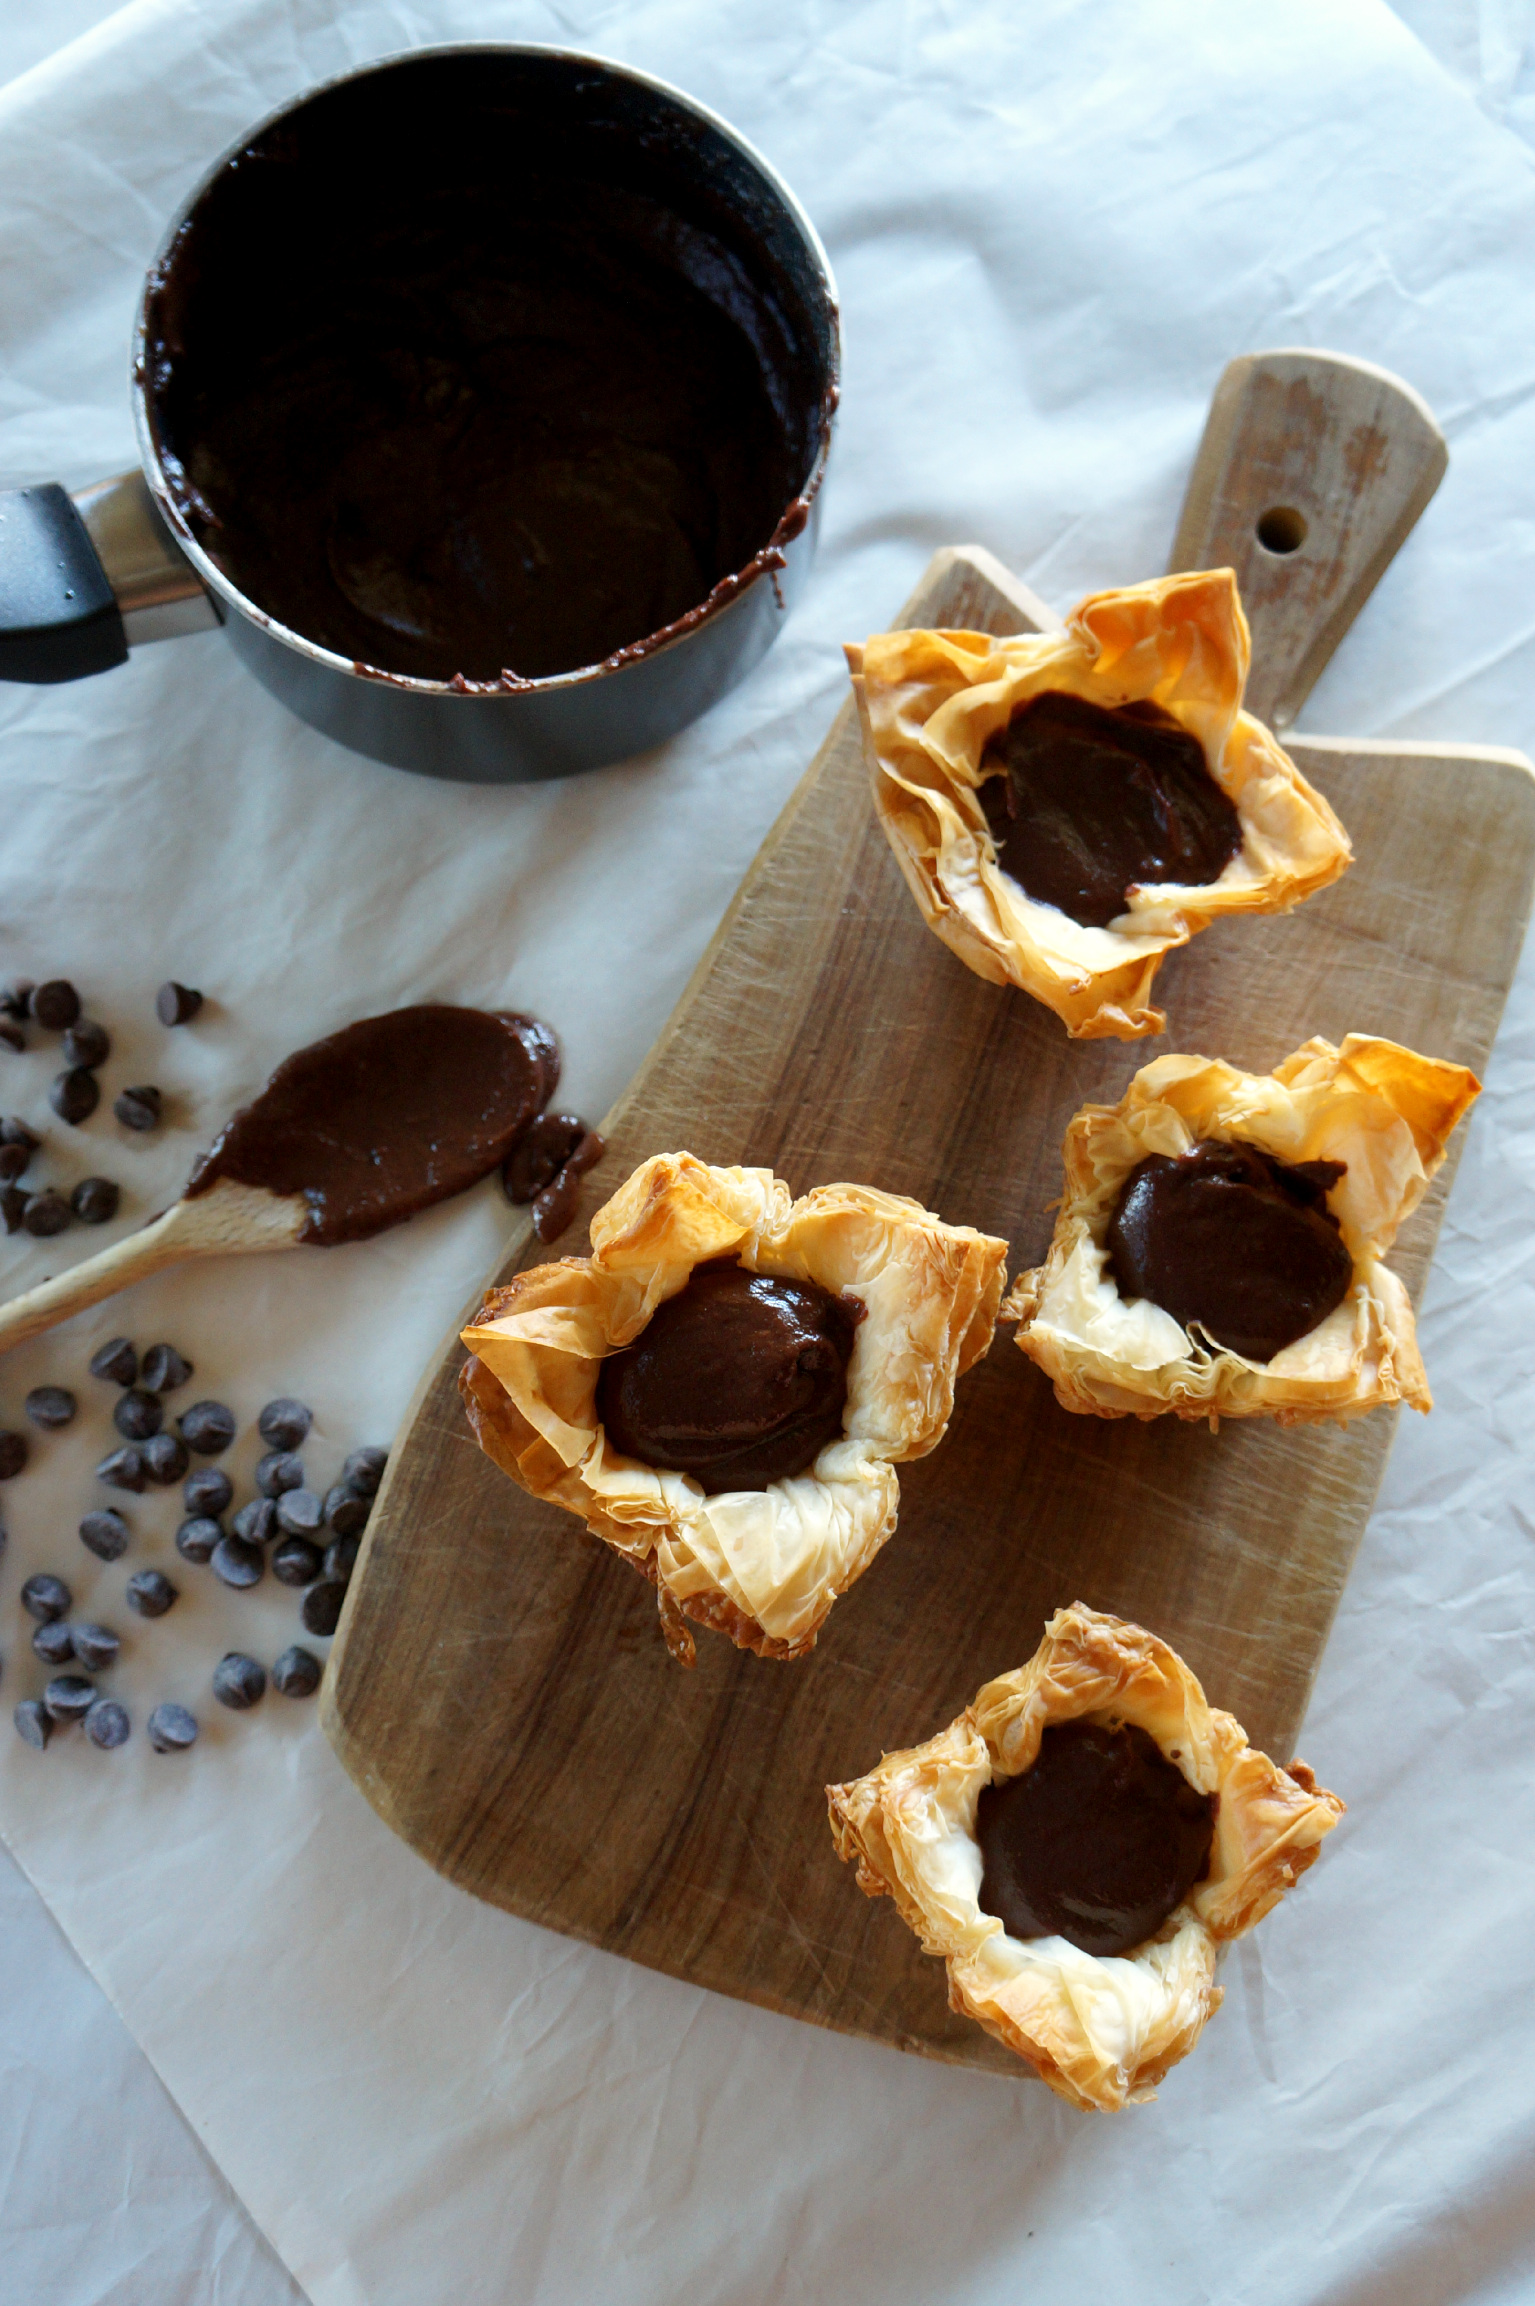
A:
596 1258 863 1495
186 1005 559 1246
977 1718 1216 1960
1106 1138 1352 1364
980 692 1243 928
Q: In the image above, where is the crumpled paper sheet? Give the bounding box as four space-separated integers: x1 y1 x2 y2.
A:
1 3 1534 2304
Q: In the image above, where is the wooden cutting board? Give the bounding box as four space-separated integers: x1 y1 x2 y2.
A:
323 354 1535 2077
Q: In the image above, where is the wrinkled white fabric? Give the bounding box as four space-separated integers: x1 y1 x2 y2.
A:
1 2 1534 2303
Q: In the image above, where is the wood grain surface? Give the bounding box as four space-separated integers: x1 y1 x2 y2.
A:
323 541 1535 2077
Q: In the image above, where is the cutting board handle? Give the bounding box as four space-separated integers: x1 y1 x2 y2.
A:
1168 348 1447 730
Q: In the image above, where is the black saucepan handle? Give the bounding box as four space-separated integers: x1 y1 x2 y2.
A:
0 483 126 682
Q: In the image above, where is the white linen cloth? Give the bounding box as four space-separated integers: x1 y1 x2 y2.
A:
2 3 1534 2302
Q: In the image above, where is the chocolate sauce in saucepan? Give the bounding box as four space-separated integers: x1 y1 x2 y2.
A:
143 55 830 685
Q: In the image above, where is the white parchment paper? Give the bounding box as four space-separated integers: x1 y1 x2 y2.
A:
2 3 1534 2302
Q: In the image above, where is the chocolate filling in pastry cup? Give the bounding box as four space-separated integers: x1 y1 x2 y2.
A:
827 1603 1344 2112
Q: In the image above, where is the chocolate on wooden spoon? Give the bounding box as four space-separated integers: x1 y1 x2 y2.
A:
0 1005 559 1356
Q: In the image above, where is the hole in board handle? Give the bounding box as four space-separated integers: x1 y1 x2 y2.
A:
1256 506 1308 555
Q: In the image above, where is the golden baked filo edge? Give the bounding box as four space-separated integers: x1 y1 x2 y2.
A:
847 568 1352 1040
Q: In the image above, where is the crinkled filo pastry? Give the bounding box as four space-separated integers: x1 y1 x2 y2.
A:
847 569 1352 1040
459 1153 1007 1664
1003 1033 1479 1425
827 1604 1343 2110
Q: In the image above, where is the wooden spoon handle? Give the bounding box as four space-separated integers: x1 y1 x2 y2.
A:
0 1182 305 1356
1168 348 1448 730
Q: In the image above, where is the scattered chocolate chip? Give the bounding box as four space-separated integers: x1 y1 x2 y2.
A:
301 1579 347 1637
232 1498 278 1545
271 1536 321 1586
96 1444 145 1492
126 1569 177 1618
24 1384 76 1429
30 981 81 1031
212 1652 265 1710
255 1449 304 1498
341 1446 387 1497
323 1533 360 1584
85 1699 130 1749
49 1068 99 1125
257 1398 312 1451
89 1336 138 1387
272 1645 321 1698
62 1019 110 1068
113 1388 163 1441
182 1465 232 1518
141 1342 193 1393
176 1514 223 1563
275 1487 323 1537
22 1187 72 1235
180 1399 236 1456
212 1535 264 1589
21 1572 70 1621
71 1623 120 1673
0 1142 29 1183
14 1699 51 1748
72 1177 120 1224
32 1619 75 1666
44 1674 96 1723
0 1430 28 1479
142 1431 189 1485
0 984 33 1023
0 1186 25 1233
147 1702 197 1753
0 1116 38 1151
502 1112 587 1203
79 1508 130 1561
0 1021 25 1054
114 1085 161 1132
156 981 203 1026
325 1485 370 1537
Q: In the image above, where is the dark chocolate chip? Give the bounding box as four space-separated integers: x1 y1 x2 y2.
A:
141 1342 193 1394
95 1444 145 1492
0 1430 28 1479
85 1699 130 1749
183 1465 232 1517
212 1652 265 1710
0 1116 39 1152
44 1673 95 1722
0 985 33 1023
255 1449 304 1498
113 1388 163 1441
32 1619 75 1665
0 1021 24 1054
156 981 203 1026
79 1508 130 1561
341 1446 387 1498
0 1142 29 1182
323 1533 360 1584
272 1645 321 1698
24 1385 76 1429
212 1535 264 1589
176 1515 223 1564
271 1536 321 1587
126 1569 177 1618
72 1177 120 1224
179 1399 236 1456
62 1019 110 1068
49 1068 99 1125
257 1398 312 1451
0 1186 25 1233
22 1187 71 1235
14 1699 51 1748
21 1572 70 1621
275 1487 323 1537
147 1702 197 1753
142 1431 189 1485
71 1623 120 1673
325 1485 370 1537
114 1085 161 1132
30 980 80 1031
232 1498 278 1546
301 1579 347 1637
89 1337 138 1387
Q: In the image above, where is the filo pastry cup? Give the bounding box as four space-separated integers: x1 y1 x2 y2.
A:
847 568 1351 1040
460 1153 1007 1666
1004 1032 1479 1425
827 1603 1343 2111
